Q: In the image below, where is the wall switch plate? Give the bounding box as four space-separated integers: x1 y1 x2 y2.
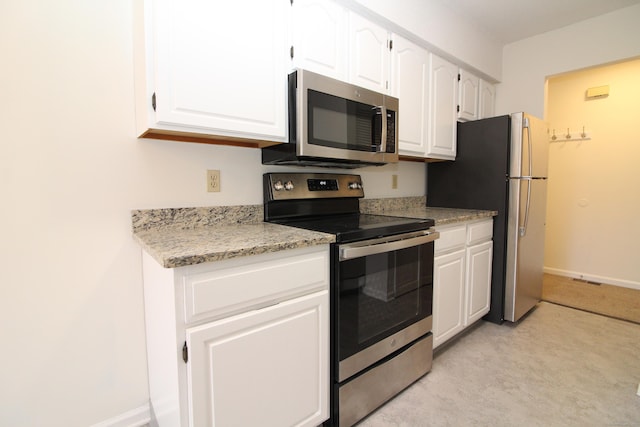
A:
391 174 398 189
207 170 220 192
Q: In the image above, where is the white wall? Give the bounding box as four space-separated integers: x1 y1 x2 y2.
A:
497 4 640 289
497 4 640 117
0 1 430 425
545 59 640 288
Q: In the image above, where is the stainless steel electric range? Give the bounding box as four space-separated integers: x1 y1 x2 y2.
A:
264 172 438 426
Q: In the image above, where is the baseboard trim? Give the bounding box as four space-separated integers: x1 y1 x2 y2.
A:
544 267 640 291
90 403 151 427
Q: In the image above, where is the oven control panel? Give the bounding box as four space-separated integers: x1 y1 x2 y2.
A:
264 172 364 201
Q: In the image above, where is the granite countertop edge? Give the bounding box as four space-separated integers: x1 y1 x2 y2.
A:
132 199 496 268
382 206 498 226
133 221 335 269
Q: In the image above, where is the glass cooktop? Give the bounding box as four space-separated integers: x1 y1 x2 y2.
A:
273 213 434 243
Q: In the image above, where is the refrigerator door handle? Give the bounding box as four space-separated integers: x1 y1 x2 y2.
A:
520 177 532 237
519 117 534 237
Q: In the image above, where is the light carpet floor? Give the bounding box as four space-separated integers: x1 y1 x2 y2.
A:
357 302 640 426
542 273 640 324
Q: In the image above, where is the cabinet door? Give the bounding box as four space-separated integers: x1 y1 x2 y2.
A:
479 79 496 119
186 290 329 427
465 241 493 325
348 12 390 93
427 54 458 160
392 35 430 156
291 0 347 81
458 69 479 121
432 250 466 349
150 0 288 141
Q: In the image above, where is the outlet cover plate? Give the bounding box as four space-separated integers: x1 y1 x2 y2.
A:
207 170 220 192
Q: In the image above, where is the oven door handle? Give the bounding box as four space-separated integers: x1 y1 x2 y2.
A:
339 230 440 261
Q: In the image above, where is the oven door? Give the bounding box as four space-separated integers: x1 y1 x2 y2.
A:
336 230 438 382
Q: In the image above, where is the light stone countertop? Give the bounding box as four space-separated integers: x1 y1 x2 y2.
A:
379 207 497 226
134 222 335 269
132 204 334 268
131 199 495 268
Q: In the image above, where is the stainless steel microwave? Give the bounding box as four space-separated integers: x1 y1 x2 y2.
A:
262 69 399 168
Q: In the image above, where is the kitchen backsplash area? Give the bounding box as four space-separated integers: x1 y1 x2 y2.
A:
360 196 427 214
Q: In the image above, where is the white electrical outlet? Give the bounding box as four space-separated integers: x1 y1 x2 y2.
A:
207 170 220 192
391 174 398 189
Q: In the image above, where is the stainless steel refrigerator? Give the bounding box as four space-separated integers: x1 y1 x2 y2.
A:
427 112 549 323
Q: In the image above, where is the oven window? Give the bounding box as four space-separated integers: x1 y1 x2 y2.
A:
308 90 378 152
338 243 433 360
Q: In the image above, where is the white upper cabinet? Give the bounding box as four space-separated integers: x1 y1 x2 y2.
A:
135 0 289 144
348 12 391 93
290 4 390 93
392 35 430 156
459 68 496 121
479 79 496 119
291 0 348 81
458 69 480 121
427 54 458 160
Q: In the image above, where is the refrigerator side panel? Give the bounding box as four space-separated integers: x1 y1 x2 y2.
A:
427 115 511 324
505 178 548 321
504 112 524 321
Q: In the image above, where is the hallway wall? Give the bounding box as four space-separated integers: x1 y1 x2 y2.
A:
544 59 640 289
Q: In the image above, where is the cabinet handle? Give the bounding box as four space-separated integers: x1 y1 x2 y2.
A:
182 341 188 363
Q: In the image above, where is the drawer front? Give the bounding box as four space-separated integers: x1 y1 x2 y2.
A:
434 225 466 254
183 249 329 324
467 219 493 245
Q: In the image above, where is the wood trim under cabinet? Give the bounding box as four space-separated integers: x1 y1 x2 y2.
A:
139 132 452 158
399 155 450 163
139 129 283 149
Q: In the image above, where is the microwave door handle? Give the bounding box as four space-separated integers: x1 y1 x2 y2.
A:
372 106 387 153
379 106 387 153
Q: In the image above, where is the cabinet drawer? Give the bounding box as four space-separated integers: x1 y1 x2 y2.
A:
434 225 466 254
467 219 493 245
183 249 329 324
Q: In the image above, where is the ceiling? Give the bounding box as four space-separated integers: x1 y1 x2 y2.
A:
433 0 640 44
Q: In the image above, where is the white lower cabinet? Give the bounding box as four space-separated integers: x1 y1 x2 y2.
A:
142 245 330 427
465 240 493 325
187 291 327 427
433 219 493 349
433 247 466 346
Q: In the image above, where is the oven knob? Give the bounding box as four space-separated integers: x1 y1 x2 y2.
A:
348 182 362 190
273 180 284 191
284 181 294 191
